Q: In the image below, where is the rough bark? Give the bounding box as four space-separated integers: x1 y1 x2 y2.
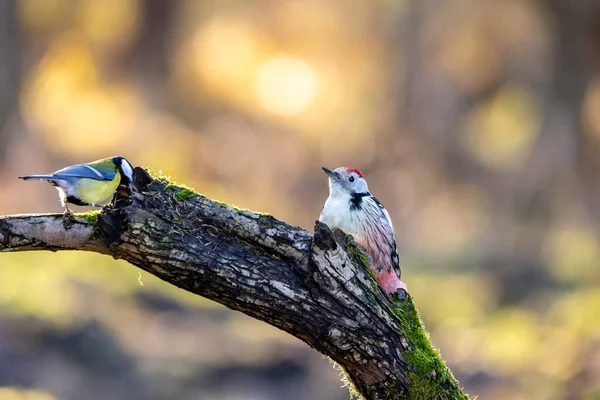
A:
0 168 467 400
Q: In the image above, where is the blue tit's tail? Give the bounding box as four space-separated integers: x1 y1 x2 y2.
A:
18 175 67 181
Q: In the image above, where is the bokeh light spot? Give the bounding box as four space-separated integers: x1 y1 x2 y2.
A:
544 226 600 284
77 0 141 52
18 0 69 31
582 78 600 142
20 35 141 157
440 24 500 94
483 309 540 371
465 85 541 170
0 388 58 400
254 56 319 116
192 17 261 93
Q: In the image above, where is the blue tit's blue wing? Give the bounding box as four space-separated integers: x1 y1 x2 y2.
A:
52 164 116 182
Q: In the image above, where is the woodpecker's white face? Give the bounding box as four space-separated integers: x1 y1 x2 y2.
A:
322 167 369 198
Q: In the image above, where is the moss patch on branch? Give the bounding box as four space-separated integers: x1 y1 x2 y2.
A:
175 187 198 201
144 167 204 203
393 297 469 400
74 210 101 239
82 210 100 225
346 241 371 267
144 167 270 218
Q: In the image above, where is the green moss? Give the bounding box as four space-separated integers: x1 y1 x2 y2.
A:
75 210 101 239
76 210 100 225
346 241 371 267
143 166 173 183
175 188 198 201
392 297 469 400
144 167 273 218
345 241 380 292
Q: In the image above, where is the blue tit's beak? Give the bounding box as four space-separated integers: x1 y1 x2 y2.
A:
322 167 339 179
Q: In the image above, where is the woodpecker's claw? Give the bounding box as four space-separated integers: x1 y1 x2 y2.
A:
390 288 409 305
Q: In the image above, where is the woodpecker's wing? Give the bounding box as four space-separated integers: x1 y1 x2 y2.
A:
371 197 394 230
50 163 117 182
365 195 402 279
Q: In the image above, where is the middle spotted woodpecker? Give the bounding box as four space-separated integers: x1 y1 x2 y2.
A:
319 166 407 296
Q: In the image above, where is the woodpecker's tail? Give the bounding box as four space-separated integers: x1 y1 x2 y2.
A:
18 175 65 181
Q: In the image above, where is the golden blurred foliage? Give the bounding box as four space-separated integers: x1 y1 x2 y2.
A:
21 35 141 157
76 0 140 53
412 273 497 324
545 226 600 284
412 185 489 256
483 309 540 371
188 15 267 106
17 0 69 31
582 78 600 142
439 23 500 94
465 85 541 170
0 388 57 400
254 56 320 116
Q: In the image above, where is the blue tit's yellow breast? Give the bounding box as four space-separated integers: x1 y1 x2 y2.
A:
74 172 121 205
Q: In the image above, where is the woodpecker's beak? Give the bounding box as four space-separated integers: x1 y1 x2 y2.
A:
322 167 338 179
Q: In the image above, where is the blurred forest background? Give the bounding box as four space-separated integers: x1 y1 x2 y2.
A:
0 0 600 399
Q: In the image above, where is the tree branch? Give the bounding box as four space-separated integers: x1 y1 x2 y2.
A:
0 168 468 400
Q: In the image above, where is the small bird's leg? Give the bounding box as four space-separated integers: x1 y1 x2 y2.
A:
62 204 76 230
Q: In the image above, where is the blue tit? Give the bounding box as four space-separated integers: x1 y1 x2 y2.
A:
19 156 135 214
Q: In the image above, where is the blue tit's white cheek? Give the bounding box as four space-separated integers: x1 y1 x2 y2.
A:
121 160 134 181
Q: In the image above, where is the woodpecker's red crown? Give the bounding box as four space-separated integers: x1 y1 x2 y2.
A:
323 166 369 195
342 167 364 178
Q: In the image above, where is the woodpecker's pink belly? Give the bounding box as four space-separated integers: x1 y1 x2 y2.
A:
375 267 407 294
